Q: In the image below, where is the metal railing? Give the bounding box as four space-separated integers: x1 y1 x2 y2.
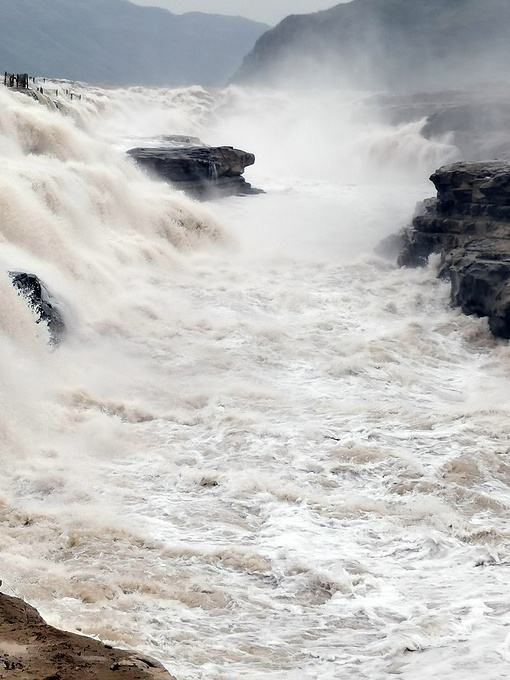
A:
3 72 82 100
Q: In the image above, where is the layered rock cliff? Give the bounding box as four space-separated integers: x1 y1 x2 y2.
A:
399 161 510 338
233 0 510 92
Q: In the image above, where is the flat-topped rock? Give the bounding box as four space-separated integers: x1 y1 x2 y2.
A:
127 145 263 199
398 160 510 338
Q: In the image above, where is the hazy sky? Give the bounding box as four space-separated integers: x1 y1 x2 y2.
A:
130 0 347 26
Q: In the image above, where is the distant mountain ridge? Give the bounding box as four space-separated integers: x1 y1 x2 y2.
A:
233 0 510 92
0 0 268 86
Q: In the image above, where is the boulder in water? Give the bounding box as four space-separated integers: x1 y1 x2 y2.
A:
127 145 264 199
9 271 66 344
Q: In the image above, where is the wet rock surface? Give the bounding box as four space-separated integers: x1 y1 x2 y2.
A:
398 160 510 338
0 592 174 680
9 271 66 345
127 145 263 199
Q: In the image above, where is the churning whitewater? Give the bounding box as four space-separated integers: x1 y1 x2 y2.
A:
1 80 510 680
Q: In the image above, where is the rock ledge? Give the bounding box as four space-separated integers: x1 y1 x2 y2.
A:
128 145 263 199
399 160 510 338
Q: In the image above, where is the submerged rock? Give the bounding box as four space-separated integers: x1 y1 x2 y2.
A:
9 271 65 344
0 592 174 679
398 160 510 338
127 145 264 199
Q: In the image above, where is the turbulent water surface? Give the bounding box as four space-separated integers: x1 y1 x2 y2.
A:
1 80 510 680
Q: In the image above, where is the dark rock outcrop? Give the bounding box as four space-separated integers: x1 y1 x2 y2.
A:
10 271 65 344
233 0 510 92
398 161 510 338
128 145 263 199
0 592 174 679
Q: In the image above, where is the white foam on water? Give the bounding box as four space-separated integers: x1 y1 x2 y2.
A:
1 81 509 680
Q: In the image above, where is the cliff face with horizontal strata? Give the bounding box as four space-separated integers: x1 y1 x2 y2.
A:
399 161 510 338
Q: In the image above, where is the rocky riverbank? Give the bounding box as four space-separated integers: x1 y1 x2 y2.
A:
398 160 510 338
0 592 174 680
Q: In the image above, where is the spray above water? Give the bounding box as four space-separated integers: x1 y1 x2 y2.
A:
1 73 510 680
233 0 510 93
